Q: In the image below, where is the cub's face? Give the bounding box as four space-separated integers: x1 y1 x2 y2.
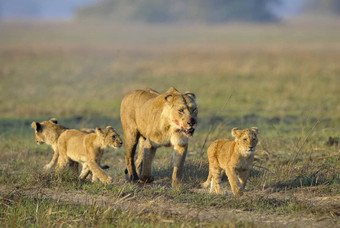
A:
96 127 123 149
232 127 259 155
31 118 60 145
165 89 198 137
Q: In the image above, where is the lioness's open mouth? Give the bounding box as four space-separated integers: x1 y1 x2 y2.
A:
181 127 195 137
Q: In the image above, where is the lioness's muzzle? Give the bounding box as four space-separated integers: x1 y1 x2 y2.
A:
182 127 195 136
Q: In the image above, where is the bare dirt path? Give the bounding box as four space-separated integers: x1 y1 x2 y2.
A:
0 184 339 227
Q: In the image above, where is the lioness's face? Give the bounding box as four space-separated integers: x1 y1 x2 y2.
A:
232 128 259 154
166 92 198 137
31 119 59 145
97 127 123 149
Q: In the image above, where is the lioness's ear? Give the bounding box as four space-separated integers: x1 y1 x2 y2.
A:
49 118 58 124
165 94 173 103
166 87 178 94
231 128 241 138
95 128 104 136
185 91 196 100
251 127 259 134
31 121 42 132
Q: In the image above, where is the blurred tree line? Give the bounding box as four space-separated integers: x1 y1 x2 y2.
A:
76 0 280 23
305 0 340 15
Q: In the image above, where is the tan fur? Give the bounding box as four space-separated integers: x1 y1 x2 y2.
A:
201 127 259 196
121 87 198 187
31 119 108 172
56 126 122 183
31 118 71 170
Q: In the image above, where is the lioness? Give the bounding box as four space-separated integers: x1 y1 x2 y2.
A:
56 126 122 183
201 127 259 196
120 87 198 187
31 119 109 171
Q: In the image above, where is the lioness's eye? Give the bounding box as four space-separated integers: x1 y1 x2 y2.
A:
112 135 116 139
179 109 184 114
243 138 247 141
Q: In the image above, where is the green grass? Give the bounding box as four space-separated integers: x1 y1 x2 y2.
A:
0 20 340 226
1 196 205 227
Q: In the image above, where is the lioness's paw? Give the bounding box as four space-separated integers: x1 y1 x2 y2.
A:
43 164 52 170
200 181 210 189
139 176 154 184
233 190 243 197
125 169 139 182
171 179 182 188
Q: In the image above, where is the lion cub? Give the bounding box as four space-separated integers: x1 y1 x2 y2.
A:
201 127 259 196
31 118 69 170
31 119 109 172
56 126 122 183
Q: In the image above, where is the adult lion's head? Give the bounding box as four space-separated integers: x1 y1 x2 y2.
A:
164 87 198 137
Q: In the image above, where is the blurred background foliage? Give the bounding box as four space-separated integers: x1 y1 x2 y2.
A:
0 0 340 23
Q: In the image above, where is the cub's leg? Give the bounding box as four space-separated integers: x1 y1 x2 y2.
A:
96 149 110 170
79 164 99 182
87 160 112 183
225 167 243 196
56 139 70 173
140 139 156 183
211 167 224 194
124 129 139 181
56 155 70 173
172 144 188 187
135 136 145 177
79 163 91 180
238 169 250 191
201 168 212 189
202 144 219 190
44 146 59 170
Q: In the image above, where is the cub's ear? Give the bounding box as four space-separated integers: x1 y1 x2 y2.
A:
49 118 58 124
105 126 114 132
231 128 242 138
251 127 259 134
185 91 196 101
95 128 104 136
31 121 42 132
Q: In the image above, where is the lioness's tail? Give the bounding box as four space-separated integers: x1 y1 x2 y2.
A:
201 170 212 189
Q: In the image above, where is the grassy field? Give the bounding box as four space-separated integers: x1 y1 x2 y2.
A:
0 19 339 227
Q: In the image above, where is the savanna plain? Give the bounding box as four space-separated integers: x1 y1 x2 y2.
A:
0 19 339 227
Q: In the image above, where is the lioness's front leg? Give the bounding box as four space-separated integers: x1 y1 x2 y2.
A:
135 136 145 177
172 144 188 187
140 139 156 183
124 132 139 181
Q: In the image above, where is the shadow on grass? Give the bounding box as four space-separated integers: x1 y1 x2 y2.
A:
272 164 339 192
